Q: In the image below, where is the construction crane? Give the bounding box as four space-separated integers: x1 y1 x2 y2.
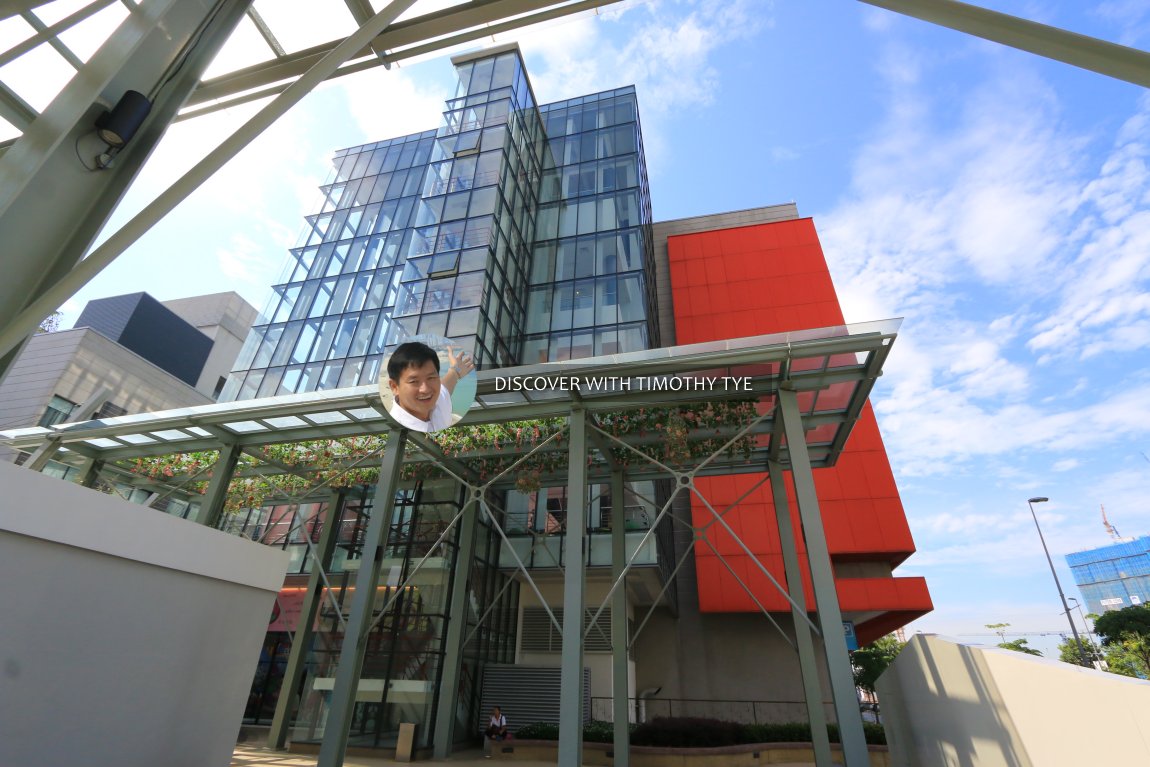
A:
1101 504 1122 541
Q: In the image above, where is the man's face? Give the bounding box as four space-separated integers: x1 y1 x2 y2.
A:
388 360 441 421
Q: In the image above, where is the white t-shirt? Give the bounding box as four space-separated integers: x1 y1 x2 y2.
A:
489 713 506 729
388 386 453 433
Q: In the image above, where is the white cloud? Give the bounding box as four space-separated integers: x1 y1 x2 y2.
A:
217 232 282 291
1052 458 1079 472
338 66 450 141
817 32 1150 479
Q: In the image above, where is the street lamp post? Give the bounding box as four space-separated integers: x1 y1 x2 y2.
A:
1068 596 1101 666
1027 497 1091 667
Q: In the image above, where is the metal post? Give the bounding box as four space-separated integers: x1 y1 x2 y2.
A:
317 430 407 767
432 487 480 758
768 460 833 766
196 443 241 528
777 387 869 766
860 0 1150 89
268 488 347 750
78 459 105 488
1027 497 1090 666
610 469 630 767
558 409 588 767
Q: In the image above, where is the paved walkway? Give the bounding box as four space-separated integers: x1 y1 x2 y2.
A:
230 744 558 767
230 743 818 767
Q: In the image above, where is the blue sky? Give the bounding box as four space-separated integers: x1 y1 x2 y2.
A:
44 1 1150 655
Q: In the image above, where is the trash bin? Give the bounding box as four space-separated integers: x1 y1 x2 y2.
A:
396 722 416 762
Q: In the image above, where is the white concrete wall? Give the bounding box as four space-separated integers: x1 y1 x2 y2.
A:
877 633 1150 767
0 462 289 767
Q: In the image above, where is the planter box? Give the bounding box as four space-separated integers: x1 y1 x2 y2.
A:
493 739 892 766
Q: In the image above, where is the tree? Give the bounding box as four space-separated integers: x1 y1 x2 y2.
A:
996 638 1042 656
851 634 904 695
1104 634 1150 678
37 311 62 333
1094 605 1150 646
985 622 1011 642
1057 637 1100 666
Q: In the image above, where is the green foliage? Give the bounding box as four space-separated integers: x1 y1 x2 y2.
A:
1057 637 1099 666
742 722 813 743
125 402 761 518
630 717 744 747
852 634 904 695
1104 635 1150 678
37 312 62 334
985 622 1011 642
581 719 617 743
513 722 558 740
1094 605 1150 645
996 638 1042 656
514 718 887 747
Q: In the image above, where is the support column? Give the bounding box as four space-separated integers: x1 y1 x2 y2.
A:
777 388 868 766
432 487 480 758
317 430 407 767
196 443 241 529
610 469 630 767
558 409 588 767
78 459 105 488
768 460 832 766
268 488 348 750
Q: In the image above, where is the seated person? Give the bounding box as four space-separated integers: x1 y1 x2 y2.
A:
385 341 473 433
484 706 508 757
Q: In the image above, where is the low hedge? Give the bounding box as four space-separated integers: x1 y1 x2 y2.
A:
513 717 886 747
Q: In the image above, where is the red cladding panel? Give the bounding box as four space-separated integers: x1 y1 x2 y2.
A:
669 219 926 622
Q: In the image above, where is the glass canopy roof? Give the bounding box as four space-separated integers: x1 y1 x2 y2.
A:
2 319 901 485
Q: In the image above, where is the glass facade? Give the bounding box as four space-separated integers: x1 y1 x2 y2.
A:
220 45 659 752
221 49 655 401
1067 536 1150 615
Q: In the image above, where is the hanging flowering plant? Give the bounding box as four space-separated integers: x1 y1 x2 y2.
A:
123 401 759 516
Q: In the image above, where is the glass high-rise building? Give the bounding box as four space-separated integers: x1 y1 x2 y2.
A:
221 43 655 402
1067 536 1150 615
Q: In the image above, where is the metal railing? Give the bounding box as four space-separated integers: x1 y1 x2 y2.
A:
588 696 836 726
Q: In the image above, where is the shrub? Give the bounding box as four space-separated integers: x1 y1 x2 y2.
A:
582 719 617 743
743 722 812 743
513 722 558 740
631 717 744 747
505 717 886 748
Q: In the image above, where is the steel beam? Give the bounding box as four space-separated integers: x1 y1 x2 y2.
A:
777 388 868 766
0 0 254 382
268 488 347 750
197 443 242 529
861 0 1150 89
768 460 833 766
610 469 630 767
0 0 419 370
317 428 408 767
432 487 481 758
558 408 588 767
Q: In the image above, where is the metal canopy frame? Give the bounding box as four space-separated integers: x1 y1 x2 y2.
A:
2 319 900 477
5 319 899 767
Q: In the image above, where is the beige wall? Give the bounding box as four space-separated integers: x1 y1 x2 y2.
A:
878 633 1150 767
0 329 215 463
0 461 288 767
